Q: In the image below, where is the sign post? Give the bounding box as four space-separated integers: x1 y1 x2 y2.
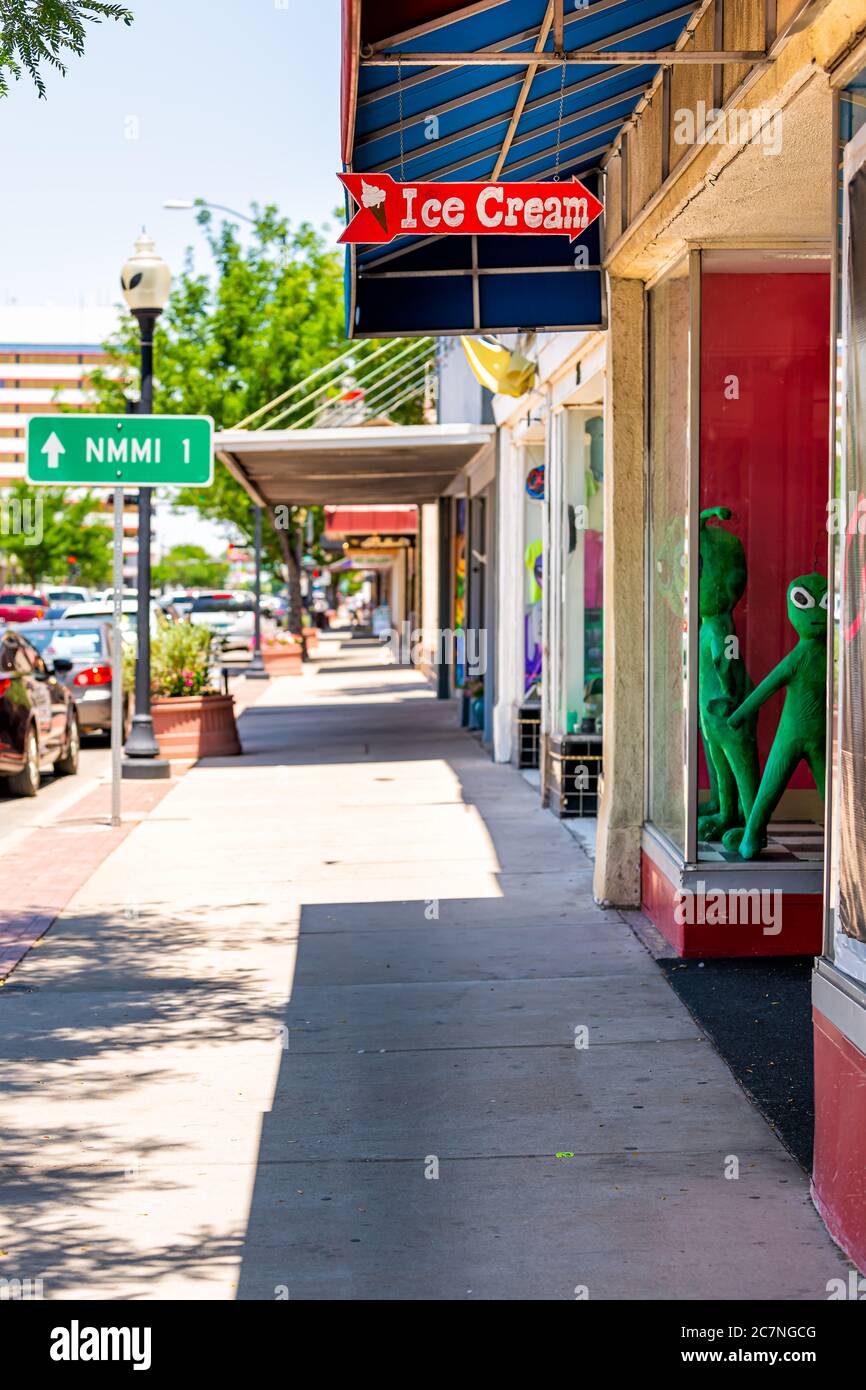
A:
26 412 213 822
110 488 124 827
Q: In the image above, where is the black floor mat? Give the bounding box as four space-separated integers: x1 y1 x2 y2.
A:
658 956 814 1171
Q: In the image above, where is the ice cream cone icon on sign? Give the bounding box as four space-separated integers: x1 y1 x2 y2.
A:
361 178 388 235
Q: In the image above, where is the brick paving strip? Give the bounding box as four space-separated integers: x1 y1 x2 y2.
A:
0 673 269 983
0 777 178 982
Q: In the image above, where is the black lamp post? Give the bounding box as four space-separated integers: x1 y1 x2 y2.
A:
246 504 269 680
120 232 172 778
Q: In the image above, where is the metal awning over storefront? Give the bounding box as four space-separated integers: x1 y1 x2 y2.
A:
215 422 495 506
340 0 764 337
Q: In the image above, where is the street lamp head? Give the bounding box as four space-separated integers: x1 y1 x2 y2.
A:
120 231 171 316
163 199 195 209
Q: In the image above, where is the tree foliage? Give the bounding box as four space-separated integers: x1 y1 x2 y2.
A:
0 1 133 98
153 543 228 592
89 205 430 628
0 483 111 586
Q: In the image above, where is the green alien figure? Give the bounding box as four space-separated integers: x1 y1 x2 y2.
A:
722 572 828 860
697 507 761 842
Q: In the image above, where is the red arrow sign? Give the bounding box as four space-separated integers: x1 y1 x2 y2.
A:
338 172 602 245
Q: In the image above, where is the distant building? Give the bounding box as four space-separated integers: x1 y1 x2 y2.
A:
0 306 119 480
0 305 144 582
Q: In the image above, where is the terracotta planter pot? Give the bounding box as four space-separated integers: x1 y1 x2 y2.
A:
151 693 241 759
263 644 303 676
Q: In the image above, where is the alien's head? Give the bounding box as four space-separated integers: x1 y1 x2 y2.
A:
699 507 747 618
787 572 828 638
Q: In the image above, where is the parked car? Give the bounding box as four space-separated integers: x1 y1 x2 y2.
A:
62 600 168 648
17 621 129 741
96 588 139 604
0 591 49 623
0 627 80 795
161 593 195 619
188 592 255 650
44 586 91 611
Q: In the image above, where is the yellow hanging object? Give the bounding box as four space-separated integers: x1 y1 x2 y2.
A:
460 335 537 398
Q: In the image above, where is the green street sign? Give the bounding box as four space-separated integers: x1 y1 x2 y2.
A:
26 414 214 487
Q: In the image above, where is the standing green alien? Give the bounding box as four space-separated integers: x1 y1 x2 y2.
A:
697 507 761 842
723 572 828 860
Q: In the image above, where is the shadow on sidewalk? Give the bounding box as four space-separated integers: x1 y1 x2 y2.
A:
0 900 284 1296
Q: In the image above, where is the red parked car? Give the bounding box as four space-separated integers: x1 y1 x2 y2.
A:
0 591 49 623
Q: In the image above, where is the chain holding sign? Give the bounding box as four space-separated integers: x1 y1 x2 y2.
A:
338 172 603 245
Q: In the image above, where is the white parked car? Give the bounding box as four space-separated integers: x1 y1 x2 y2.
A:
188 592 255 650
62 600 168 648
97 588 150 605
44 585 91 608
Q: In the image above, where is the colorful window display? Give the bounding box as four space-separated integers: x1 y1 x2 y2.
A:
557 409 604 734
833 115 866 983
646 251 831 863
523 444 544 695
453 497 466 689
698 252 830 860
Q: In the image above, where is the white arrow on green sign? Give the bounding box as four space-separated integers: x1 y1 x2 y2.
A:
26 414 214 487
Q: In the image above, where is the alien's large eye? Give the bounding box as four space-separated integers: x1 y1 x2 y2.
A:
790 585 816 609
819 591 829 609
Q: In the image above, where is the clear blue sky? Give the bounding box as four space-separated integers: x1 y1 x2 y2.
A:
2 0 342 304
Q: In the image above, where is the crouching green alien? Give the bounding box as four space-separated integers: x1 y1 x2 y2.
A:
697 507 760 842
722 572 828 860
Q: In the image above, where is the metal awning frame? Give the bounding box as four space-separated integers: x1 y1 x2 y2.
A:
361 48 765 67
215 423 497 507
364 92 644 179
343 0 769 337
355 0 701 107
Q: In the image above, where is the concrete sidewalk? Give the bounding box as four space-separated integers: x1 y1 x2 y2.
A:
0 635 849 1299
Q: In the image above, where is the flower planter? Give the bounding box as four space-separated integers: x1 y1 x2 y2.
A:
151 693 241 759
262 643 303 676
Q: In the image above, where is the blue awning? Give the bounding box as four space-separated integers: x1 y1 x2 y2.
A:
341 0 701 337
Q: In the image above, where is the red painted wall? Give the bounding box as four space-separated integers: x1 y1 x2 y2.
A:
812 1008 866 1273
641 852 822 958
699 271 831 789
361 1 461 45
325 506 418 536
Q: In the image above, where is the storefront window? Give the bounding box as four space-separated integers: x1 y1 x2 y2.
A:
522 443 544 696
454 497 467 688
647 259 691 851
647 249 831 862
832 118 866 985
560 409 603 732
699 248 830 863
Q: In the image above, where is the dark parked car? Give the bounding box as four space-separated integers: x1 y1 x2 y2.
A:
0 628 80 796
17 621 129 741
